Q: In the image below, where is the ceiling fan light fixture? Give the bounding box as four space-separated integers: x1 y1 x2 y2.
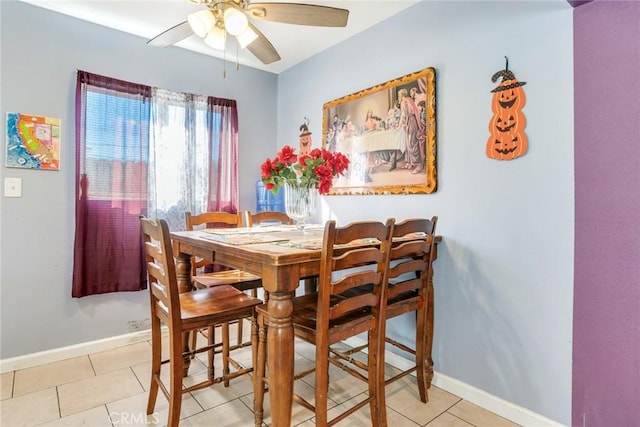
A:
149 2 350 66
236 26 258 49
223 7 248 36
188 9 215 38
204 26 226 50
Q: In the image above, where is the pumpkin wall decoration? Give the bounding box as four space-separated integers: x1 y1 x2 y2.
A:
487 58 528 160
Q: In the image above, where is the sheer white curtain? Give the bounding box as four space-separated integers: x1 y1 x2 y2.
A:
149 88 211 231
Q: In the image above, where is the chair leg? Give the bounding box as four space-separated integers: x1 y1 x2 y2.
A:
314 341 330 427
189 330 197 360
415 307 428 403
425 280 435 389
253 314 268 427
207 326 215 380
222 322 231 387
236 318 244 346
240 289 260 346
181 330 193 378
303 277 318 294
146 314 161 416
251 313 259 378
369 329 387 427
168 330 184 427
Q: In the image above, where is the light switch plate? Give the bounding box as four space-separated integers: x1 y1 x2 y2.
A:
4 177 22 197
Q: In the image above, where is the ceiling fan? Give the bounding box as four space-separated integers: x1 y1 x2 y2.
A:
147 0 349 65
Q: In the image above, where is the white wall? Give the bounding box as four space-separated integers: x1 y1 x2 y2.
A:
277 1 574 424
0 1 277 358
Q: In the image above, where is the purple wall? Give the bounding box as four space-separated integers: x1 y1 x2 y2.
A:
573 1 640 426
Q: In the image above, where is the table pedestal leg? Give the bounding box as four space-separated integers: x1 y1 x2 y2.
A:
267 291 294 427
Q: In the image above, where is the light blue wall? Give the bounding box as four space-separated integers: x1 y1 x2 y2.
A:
1 0 575 424
277 1 574 424
0 1 277 357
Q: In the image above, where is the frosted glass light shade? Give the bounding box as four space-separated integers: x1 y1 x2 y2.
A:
224 7 248 36
188 10 215 38
236 27 258 48
204 26 226 50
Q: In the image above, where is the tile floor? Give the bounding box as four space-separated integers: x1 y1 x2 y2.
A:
1 323 519 427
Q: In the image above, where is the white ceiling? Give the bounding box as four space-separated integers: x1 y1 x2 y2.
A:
19 0 420 74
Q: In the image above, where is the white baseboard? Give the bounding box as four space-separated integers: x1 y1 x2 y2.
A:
0 329 153 373
2 332 563 427
343 337 564 427
430 371 565 427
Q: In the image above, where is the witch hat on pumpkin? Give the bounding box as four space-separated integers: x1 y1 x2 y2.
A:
299 123 312 137
490 57 526 92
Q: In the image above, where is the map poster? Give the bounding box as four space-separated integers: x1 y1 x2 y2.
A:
5 112 61 170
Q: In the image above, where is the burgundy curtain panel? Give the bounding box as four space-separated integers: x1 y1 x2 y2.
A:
72 71 151 297
207 96 239 213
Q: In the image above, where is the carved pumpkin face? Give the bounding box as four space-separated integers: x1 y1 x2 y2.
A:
489 109 527 134
299 133 312 155
486 130 528 160
491 80 526 113
495 112 516 132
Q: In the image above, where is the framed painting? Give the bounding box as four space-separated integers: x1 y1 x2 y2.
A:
6 113 61 170
323 67 436 195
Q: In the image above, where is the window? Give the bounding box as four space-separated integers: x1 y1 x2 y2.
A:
73 71 239 297
84 89 150 201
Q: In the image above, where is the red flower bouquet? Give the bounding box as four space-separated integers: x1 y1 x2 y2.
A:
260 145 349 195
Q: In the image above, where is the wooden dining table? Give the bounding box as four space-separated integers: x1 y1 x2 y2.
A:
170 224 440 426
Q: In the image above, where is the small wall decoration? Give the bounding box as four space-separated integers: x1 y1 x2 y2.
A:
6 112 61 170
299 117 312 155
486 57 528 160
323 67 437 195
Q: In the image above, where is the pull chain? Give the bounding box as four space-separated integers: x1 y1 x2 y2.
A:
236 42 240 71
223 43 227 79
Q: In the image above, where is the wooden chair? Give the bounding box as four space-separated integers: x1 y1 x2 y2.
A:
331 216 438 403
243 210 292 227
253 219 395 427
140 216 261 427
244 210 321 295
244 210 302 299
185 211 262 293
185 211 262 358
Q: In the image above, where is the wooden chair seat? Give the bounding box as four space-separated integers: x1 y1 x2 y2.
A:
287 294 374 338
253 219 395 427
140 216 262 427
177 286 260 325
192 269 262 290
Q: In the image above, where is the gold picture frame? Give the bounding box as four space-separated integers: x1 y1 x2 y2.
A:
323 67 437 195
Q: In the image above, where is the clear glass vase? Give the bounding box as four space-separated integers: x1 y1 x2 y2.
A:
284 179 319 231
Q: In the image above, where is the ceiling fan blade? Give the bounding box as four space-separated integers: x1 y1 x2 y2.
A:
247 3 349 27
246 23 281 64
147 21 193 47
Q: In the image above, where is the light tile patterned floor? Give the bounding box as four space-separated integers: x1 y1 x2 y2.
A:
0 323 519 427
